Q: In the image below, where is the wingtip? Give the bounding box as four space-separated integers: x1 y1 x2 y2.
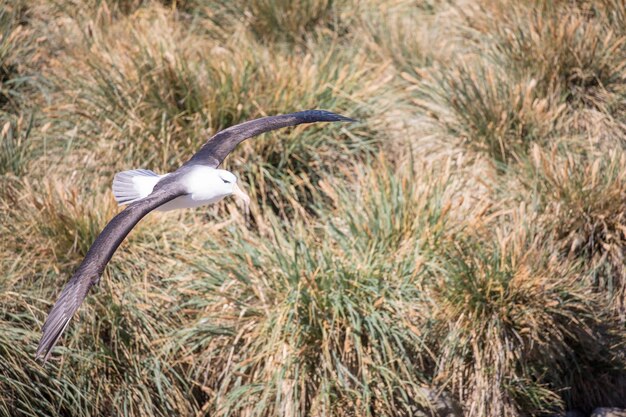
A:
299 109 358 123
335 114 358 123
35 347 51 364
323 110 357 123
35 335 55 363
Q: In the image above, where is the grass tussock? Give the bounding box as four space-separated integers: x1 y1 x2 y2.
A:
0 113 34 176
1 0 626 416
0 179 201 416
189 0 348 44
523 147 626 315
2 178 118 266
62 5 380 164
419 64 564 164
0 0 41 112
165 162 452 416
359 1 437 80
473 1 626 135
476 3 626 95
245 0 339 43
429 217 626 415
416 0 626 162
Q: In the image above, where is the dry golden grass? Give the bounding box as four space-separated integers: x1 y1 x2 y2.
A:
471 1 626 138
1 0 625 416
428 212 626 415
418 63 565 163
521 146 626 317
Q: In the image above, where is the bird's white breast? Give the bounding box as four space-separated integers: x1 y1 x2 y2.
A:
156 166 230 212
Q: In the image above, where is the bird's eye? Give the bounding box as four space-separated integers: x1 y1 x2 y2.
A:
221 178 230 184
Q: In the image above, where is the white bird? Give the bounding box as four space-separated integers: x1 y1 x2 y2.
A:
36 110 354 362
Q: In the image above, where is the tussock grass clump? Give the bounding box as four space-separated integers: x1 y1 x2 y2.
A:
429 218 626 415
62 5 375 165
418 64 563 163
522 147 626 315
477 3 625 94
245 0 340 43
0 178 202 416
0 113 34 176
323 159 455 253
0 316 85 417
0 0 40 112
0 274 200 417
195 0 346 44
467 0 626 135
165 163 454 416
1 178 118 267
359 1 437 79
418 0 626 164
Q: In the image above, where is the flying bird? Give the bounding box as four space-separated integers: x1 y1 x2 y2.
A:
36 110 354 362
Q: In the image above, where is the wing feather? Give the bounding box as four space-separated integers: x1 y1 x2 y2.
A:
184 110 354 168
36 184 185 362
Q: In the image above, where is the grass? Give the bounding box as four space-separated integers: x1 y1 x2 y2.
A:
428 217 626 415
163 161 450 416
0 0 39 112
359 0 439 80
0 113 34 176
472 1 626 135
414 0 626 162
245 0 339 43
418 63 563 164
1 0 626 416
520 146 626 317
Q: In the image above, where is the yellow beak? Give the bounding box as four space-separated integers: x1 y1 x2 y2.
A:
232 183 250 215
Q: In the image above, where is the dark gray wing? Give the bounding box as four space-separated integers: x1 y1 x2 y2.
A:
183 110 355 168
36 183 186 362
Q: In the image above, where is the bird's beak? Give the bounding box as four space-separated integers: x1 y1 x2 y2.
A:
232 183 251 216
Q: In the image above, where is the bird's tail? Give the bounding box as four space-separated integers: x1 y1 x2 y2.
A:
112 169 162 205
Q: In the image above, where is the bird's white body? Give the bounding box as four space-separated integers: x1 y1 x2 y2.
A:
112 166 240 211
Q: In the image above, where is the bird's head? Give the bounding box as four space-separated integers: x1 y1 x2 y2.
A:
216 169 250 214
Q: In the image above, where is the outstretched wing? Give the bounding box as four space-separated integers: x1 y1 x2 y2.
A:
184 110 355 168
36 183 186 362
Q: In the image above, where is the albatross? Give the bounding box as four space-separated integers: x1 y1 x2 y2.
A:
36 110 354 362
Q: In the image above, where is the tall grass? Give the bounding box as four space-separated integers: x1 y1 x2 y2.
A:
246 0 338 43
164 161 452 416
415 0 626 163
0 113 34 176
468 0 626 138
428 216 626 415
0 0 40 113
1 0 626 416
418 64 563 164
359 1 439 80
520 147 626 316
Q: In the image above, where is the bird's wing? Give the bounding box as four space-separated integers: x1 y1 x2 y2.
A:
183 110 355 168
36 182 186 362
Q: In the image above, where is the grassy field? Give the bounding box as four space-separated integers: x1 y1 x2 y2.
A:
1 0 625 416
